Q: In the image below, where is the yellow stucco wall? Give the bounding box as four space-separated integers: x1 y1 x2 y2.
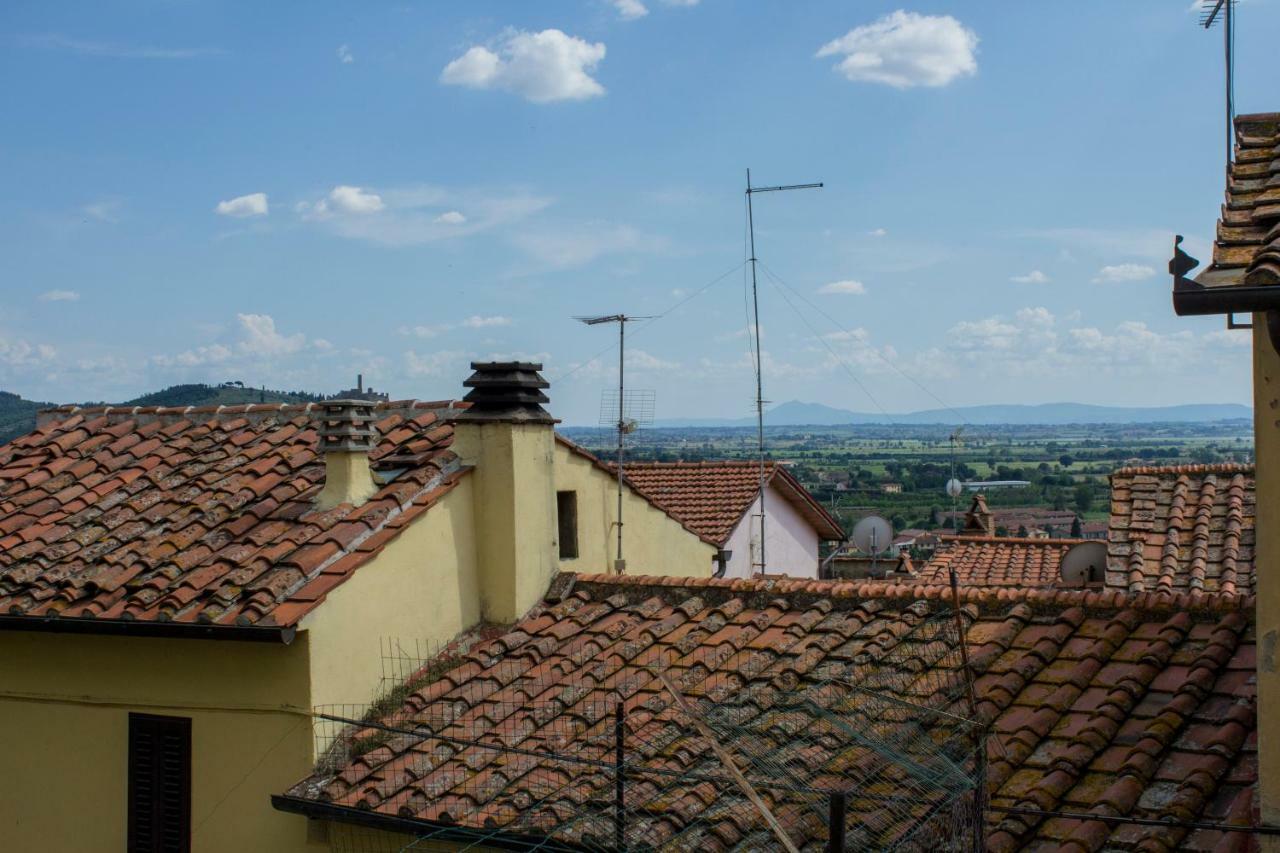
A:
0 629 325 853
301 476 480 715
451 422 559 623
553 441 718 577
1253 318 1280 835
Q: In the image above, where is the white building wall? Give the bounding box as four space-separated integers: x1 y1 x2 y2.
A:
722 483 821 579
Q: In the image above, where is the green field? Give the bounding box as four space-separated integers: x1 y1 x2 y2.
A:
562 421 1254 534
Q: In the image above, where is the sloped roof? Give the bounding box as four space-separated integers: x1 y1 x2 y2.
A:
917 535 1087 589
612 461 844 544
281 574 1257 850
1195 112 1280 288
1107 464 1255 596
0 401 465 633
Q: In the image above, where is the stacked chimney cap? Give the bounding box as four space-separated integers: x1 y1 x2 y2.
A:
317 399 379 453
458 361 555 424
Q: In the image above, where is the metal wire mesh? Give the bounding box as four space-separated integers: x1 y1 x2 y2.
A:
309 606 983 852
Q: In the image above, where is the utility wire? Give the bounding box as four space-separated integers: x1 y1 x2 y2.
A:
758 259 970 425
549 260 747 387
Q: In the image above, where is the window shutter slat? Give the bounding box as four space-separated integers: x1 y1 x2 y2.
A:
128 713 191 853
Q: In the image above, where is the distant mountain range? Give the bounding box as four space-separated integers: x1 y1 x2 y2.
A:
654 400 1253 427
0 384 322 444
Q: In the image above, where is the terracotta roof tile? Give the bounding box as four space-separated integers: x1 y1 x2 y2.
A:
609 460 844 545
1197 113 1280 287
0 401 468 629
1107 464 1255 596
916 535 1089 589
285 574 1258 850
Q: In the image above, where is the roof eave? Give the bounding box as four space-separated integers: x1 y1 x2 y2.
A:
271 795 594 853
0 613 296 644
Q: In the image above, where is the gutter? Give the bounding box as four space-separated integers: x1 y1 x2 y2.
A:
271 795 594 852
1171 234 1280 349
0 614 295 644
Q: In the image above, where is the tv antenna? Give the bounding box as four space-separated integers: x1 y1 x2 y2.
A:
745 168 822 574
575 313 655 574
1200 0 1236 162
946 427 966 534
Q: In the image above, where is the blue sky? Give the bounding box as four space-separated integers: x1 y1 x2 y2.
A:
1 1 1272 423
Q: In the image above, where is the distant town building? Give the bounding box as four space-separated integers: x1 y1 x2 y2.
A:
328 373 390 402
880 482 903 494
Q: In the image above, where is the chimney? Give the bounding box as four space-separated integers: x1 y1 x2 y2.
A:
314 399 379 511
451 362 557 623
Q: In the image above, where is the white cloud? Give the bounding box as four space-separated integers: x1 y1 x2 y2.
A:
0 333 56 367
662 0 700 5
405 349 467 377
613 0 649 20
152 343 232 368
818 279 867 295
337 44 353 64
512 222 665 268
82 200 121 223
462 315 512 328
40 290 80 302
299 184 550 248
215 192 269 218
1092 263 1156 283
398 324 449 339
313 338 334 351
441 29 606 103
24 34 223 60
1011 270 1049 284
327 185 384 214
236 313 305 356
817 11 978 88
868 228 887 237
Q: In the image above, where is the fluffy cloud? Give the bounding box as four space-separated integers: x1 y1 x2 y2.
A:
0 334 56 367
1011 270 1049 284
82 200 121 223
1092 263 1156 283
817 279 867 295
441 29 606 103
337 44 353 64
462 315 512 328
237 313 306 356
613 0 648 20
817 11 978 89
40 290 80 302
868 228 887 237
327 185 384 214
405 349 467 377
215 192 269 218
299 184 550 248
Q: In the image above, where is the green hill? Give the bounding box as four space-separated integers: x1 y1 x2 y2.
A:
0 383 324 444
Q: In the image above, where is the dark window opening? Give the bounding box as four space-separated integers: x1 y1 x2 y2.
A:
129 712 191 853
557 491 579 560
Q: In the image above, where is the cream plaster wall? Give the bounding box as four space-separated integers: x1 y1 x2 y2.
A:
0 630 325 853
722 483 820 579
1252 319 1280 840
301 476 480 715
552 442 718 577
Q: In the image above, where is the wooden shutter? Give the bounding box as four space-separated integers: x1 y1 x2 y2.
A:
128 713 191 853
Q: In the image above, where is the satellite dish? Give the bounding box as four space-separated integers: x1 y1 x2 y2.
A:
1060 541 1108 586
852 515 894 555
945 478 964 498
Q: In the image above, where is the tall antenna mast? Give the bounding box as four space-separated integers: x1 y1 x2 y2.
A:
576 313 654 574
745 168 821 574
1200 0 1236 162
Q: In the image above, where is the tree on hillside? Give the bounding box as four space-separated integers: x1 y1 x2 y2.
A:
1071 516 1083 538
1059 454 1074 468
1074 483 1093 514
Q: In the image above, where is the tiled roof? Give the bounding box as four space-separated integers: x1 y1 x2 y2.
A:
614 461 844 545
917 535 1087 589
0 401 466 630
1196 112 1280 288
1107 464 1255 596
286 574 1257 851
552 436 720 547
